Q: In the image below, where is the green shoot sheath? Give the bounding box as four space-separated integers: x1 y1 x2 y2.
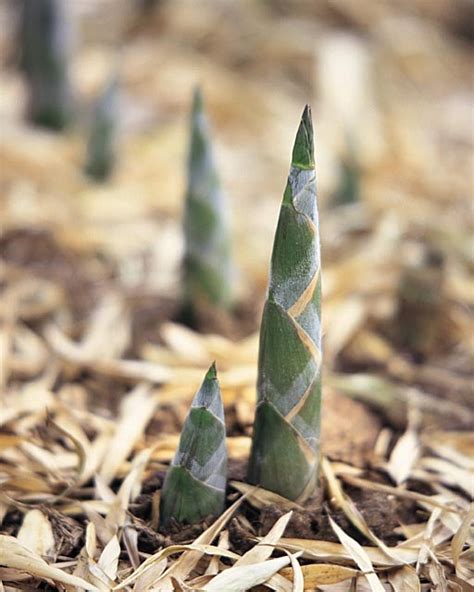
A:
160 363 227 527
183 87 232 312
248 106 322 502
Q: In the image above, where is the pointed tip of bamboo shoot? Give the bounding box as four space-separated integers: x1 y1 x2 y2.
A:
194 362 224 420
292 104 314 170
207 361 217 380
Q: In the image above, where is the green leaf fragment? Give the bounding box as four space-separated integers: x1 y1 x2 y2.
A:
248 106 322 502
183 87 233 314
160 363 227 528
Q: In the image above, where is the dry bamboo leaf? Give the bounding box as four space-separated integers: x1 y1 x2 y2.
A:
133 558 168 592
427 552 449 592
0 535 98 590
205 554 293 591
287 551 304 592
104 449 153 535
114 543 238 589
16 510 55 557
418 457 473 498
230 481 303 510
123 526 140 570
452 504 474 570
153 496 246 590
416 508 442 572
322 458 409 565
339 474 458 512
387 565 421 592
455 547 474 584
114 497 244 590
78 293 129 360
45 323 171 383
80 431 113 486
205 530 229 575
265 573 294 592
275 538 420 567
98 534 121 581
279 564 359 587
235 511 293 566
0 383 54 426
329 516 385 592
0 434 22 451
86 522 97 558
160 322 210 363
385 425 420 485
324 297 367 361
424 443 474 473
86 508 116 547
99 383 157 484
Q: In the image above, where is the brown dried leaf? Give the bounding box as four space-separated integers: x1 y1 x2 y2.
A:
279 564 359 587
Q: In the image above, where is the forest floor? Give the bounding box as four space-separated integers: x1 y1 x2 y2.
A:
0 1 473 590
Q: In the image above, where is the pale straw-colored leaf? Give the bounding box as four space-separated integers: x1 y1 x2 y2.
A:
123 526 140 570
417 457 473 498
204 530 229 576
385 424 420 485
45 322 171 383
99 383 158 485
133 558 168 592
17 509 55 557
287 551 304 592
387 565 421 592
114 496 244 590
451 504 474 570
278 538 419 566
329 517 385 592
235 511 293 566
230 481 303 511
339 474 457 513
416 508 442 572
160 322 210 364
0 535 98 590
322 457 408 564
205 554 293 591
98 534 121 581
113 543 238 590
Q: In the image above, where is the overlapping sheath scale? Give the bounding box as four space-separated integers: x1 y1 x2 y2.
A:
160 363 227 527
183 88 232 309
247 106 322 502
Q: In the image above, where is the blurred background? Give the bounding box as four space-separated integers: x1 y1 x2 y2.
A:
0 0 472 415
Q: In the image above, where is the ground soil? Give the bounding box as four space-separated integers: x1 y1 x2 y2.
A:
0 230 456 560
